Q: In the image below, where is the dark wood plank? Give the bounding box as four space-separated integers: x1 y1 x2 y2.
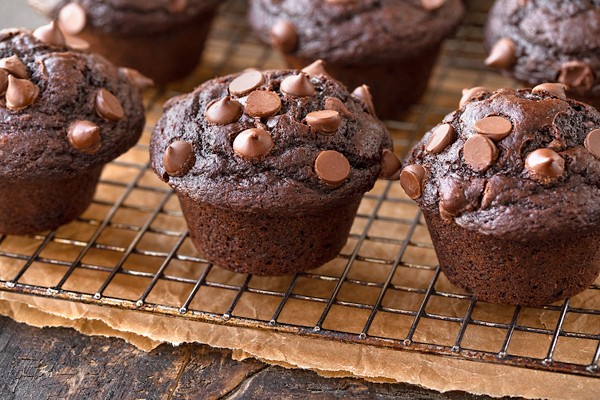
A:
0 316 516 400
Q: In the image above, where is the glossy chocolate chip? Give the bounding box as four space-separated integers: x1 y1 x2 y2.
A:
558 61 595 91
64 34 90 50
233 128 273 159
0 55 27 79
33 21 66 47
525 149 564 182
484 38 516 70
532 83 567 100
463 134 499 171
68 120 100 154
302 59 328 78
167 0 187 13
206 96 243 124
325 97 355 120
0 69 7 95
474 116 512 141
5 75 39 111
280 73 315 97
459 86 488 108
163 141 195 177
400 165 426 199
58 3 87 35
229 70 264 97
244 90 281 118
119 67 154 91
421 0 445 11
426 123 456 154
379 149 402 181
315 150 350 186
352 85 375 114
306 110 341 134
95 88 124 121
585 129 600 159
269 21 297 53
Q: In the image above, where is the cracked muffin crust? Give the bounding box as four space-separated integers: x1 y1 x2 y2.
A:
0 26 145 234
485 0 600 109
150 67 399 275
402 85 600 306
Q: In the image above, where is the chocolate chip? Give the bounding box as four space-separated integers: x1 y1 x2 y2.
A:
379 149 402 180
244 90 282 118
95 88 124 121
463 134 499 171
229 70 264 97
0 69 7 95
269 21 297 53
315 150 350 186
0 55 28 79
532 83 567 100
305 110 341 135
167 0 187 13
68 120 100 154
64 34 90 51
58 3 87 35
120 67 154 91
400 165 426 199
206 96 243 125
233 128 273 159
325 97 355 120
421 0 445 11
585 129 600 159
426 123 456 154
352 85 375 114
33 21 66 47
163 141 195 177
459 86 488 108
474 116 512 141
302 59 328 78
484 38 516 70
280 73 315 97
558 61 595 92
525 148 564 182
5 75 39 111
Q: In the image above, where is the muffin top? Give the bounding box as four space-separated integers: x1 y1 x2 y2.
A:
0 26 145 179
485 0 600 95
27 0 221 36
248 0 465 64
150 67 397 214
403 85 600 240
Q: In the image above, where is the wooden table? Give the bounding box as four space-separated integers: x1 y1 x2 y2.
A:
0 315 509 399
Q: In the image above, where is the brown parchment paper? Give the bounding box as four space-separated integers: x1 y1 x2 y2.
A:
0 154 599 399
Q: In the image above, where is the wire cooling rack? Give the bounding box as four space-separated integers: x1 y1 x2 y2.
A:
2 0 600 380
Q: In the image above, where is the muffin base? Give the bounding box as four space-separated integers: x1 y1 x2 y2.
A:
0 167 103 235
285 43 441 120
423 210 600 307
77 10 218 85
177 193 361 275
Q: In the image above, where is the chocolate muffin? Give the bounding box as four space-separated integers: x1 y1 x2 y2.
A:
27 0 221 84
402 84 600 306
485 0 600 109
0 25 145 235
150 67 399 275
247 0 465 119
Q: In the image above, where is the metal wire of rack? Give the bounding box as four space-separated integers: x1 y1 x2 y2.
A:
1 0 600 381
